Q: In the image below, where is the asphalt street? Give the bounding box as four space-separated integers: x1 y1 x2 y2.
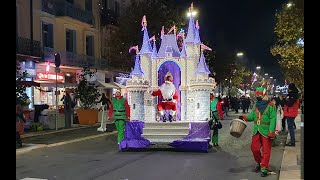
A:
16 112 287 180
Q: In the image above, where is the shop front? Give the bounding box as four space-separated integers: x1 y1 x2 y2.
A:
32 63 80 129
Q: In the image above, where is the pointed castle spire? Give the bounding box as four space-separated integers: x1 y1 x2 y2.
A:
194 20 201 44
139 15 152 54
180 41 187 58
195 51 211 75
185 2 196 44
151 39 158 58
131 55 144 77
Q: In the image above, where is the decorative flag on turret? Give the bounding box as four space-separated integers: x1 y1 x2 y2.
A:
141 15 147 31
149 35 156 42
129 45 139 54
200 43 212 51
196 20 200 30
168 25 176 34
194 20 201 44
161 26 165 39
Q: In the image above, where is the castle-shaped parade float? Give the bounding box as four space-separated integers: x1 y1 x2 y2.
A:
119 3 216 152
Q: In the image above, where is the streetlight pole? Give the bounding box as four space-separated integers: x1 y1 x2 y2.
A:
55 68 58 131
54 53 61 130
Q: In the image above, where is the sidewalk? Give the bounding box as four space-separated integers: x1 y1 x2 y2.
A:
21 124 100 139
17 124 117 155
279 113 303 180
227 109 303 179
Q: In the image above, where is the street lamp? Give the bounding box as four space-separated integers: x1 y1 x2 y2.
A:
265 73 268 76
187 11 197 17
237 52 244 57
287 2 293 8
256 66 261 70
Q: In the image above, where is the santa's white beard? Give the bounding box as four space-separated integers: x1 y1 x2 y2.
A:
160 82 176 100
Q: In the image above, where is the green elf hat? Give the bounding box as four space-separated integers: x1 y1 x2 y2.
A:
255 86 266 96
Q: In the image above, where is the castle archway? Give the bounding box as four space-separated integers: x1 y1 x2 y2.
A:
158 60 181 120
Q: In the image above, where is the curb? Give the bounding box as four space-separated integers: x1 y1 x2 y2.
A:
278 114 302 180
21 125 100 139
16 131 117 156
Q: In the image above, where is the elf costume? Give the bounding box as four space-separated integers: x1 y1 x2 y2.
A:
108 91 130 144
210 93 223 146
241 87 277 177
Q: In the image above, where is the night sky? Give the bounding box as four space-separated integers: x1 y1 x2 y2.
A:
176 0 287 83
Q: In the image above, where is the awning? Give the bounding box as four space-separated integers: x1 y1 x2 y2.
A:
95 80 124 89
113 82 126 89
34 81 78 88
17 81 40 87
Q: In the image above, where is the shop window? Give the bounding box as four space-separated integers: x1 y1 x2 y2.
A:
26 77 34 109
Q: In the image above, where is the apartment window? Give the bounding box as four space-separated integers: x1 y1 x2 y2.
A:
102 0 109 10
66 29 76 52
115 1 120 17
85 0 92 11
42 22 54 48
86 35 94 56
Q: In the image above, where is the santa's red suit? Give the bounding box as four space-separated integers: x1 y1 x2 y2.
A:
151 79 178 122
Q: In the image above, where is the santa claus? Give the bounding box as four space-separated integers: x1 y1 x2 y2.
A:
151 72 179 122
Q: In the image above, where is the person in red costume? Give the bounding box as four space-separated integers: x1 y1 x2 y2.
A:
151 72 179 122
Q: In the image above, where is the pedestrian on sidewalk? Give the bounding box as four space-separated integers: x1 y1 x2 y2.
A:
239 86 277 177
279 94 287 133
97 93 111 132
283 83 300 146
209 93 224 146
108 90 130 145
63 91 72 129
222 95 230 117
234 97 240 113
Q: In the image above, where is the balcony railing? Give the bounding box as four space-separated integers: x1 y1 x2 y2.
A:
43 47 110 70
16 37 42 57
42 0 94 25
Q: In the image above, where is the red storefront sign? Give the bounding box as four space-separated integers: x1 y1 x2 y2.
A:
36 72 65 82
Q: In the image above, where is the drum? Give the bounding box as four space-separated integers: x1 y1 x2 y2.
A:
230 118 247 138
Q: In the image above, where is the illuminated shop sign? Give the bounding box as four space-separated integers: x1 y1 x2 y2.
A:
36 72 64 82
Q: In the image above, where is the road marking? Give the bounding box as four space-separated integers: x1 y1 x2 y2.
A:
16 132 117 156
47 132 116 147
20 178 48 180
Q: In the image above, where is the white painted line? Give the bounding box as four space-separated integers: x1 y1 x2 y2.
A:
20 178 48 180
16 144 47 155
16 132 117 156
47 132 117 147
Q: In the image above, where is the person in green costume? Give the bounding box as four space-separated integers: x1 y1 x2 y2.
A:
108 90 130 144
240 87 277 177
210 93 224 146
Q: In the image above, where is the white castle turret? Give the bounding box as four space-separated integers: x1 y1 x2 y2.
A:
189 51 215 120
126 52 149 121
